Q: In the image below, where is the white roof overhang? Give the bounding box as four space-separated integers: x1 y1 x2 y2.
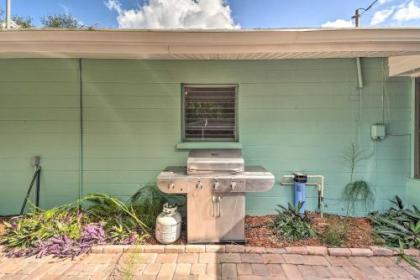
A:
0 28 419 76
389 55 420 77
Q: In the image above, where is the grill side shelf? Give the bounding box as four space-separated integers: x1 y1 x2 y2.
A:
157 166 275 194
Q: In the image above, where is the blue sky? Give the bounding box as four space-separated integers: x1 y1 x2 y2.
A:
2 0 420 28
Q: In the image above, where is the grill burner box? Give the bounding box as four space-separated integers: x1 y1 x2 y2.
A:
157 149 274 243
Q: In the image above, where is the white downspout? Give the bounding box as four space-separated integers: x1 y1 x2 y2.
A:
356 57 364 89
356 57 364 143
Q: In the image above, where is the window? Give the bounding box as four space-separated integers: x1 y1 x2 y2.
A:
182 84 238 142
415 78 420 178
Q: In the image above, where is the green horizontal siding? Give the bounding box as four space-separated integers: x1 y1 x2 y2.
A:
0 59 81 214
0 58 415 216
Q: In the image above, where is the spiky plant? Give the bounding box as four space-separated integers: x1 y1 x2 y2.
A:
270 202 315 241
395 240 419 270
369 196 420 249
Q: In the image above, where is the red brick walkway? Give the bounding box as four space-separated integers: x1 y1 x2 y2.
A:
0 251 418 279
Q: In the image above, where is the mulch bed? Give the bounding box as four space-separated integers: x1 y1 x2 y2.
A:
1 213 374 248
246 213 374 248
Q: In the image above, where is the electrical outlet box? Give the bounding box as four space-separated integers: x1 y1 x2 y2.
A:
371 124 386 141
32 156 41 167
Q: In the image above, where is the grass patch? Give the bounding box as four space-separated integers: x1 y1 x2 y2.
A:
320 219 348 247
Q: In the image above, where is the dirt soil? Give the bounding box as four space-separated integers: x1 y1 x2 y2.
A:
246 213 374 248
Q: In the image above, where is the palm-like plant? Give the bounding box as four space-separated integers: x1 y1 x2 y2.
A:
369 196 420 249
83 196 145 243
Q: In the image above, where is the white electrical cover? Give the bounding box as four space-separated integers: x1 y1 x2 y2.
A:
371 124 386 141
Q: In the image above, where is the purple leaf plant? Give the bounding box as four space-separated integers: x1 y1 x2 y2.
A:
7 223 106 259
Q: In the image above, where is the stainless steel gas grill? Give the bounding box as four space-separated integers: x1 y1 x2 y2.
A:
156 149 275 243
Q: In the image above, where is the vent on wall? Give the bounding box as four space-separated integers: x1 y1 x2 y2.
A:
183 85 237 142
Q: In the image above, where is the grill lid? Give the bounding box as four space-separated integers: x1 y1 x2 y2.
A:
187 149 244 175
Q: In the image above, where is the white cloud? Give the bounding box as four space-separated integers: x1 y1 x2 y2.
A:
378 0 393 5
105 0 122 14
105 0 238 29
371 8 394 25
321 19 353 28
393 0 420 21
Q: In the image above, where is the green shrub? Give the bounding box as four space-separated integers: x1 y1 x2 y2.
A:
0 185 169 256
321 221 347 247
270 202 315 241
369 196 420 249
83 185 167 244
343 180 374 215
1 204 86 250
129 185 167 228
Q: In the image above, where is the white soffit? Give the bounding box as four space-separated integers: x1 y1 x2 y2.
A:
389 55 420 77
0 28 419 60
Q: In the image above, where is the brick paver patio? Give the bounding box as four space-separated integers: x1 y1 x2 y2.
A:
0 250 418 280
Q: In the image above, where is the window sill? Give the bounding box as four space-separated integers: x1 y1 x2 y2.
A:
176 142 242 150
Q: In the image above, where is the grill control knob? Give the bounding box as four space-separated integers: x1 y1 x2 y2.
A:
196 181 203 189
213 181 220 191
231 181 237 191
168 182 175 189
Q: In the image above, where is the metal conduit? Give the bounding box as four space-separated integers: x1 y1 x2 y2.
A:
79 59 84 200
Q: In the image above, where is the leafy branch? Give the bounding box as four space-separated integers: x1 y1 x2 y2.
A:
343 143 374 215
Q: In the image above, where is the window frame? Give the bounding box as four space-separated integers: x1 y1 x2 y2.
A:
181 83 239 143
415 78 420 178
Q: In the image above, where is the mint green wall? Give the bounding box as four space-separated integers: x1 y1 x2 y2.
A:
407 180 420 207
0 59 81 213
406 77 420 209
0 58 415 216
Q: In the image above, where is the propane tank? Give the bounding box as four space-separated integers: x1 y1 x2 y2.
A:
155 203 182 244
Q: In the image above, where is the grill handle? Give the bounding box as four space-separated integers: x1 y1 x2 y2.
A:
211 195 222 218
212 196 216 217
217 196 222 217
